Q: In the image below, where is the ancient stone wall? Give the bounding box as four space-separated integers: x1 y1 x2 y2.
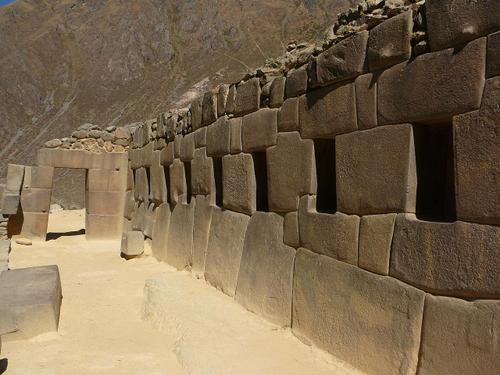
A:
122 1 500 374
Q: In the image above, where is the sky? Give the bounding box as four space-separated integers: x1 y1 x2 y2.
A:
0 0 15 6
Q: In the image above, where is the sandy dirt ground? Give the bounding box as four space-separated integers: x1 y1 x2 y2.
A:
2 210 362 375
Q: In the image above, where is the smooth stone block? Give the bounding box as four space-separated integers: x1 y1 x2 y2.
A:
278 98 299 132
121 230 144 259
241 108 278 152
151 203 171 262
222 153 256 215
235 78 260 116
166 200 195 270
191 196 213 276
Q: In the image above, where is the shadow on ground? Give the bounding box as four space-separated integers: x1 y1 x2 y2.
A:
46 229 85 241
0 358 8 374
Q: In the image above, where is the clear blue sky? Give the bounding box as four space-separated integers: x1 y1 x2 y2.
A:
0 0 15 6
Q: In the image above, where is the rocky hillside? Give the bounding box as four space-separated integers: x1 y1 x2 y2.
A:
0 0 356 178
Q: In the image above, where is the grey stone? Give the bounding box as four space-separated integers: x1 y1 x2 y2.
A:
235 78 261 116
120 230 144 259
285 65 308 98
278 98 299 132
269 76 286 108
166 200 195 270
487 31 500 78
241 108 278 152
354 73 377 130
222 153 256 215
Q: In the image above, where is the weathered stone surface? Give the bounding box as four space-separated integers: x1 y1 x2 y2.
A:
166 200 195 270
241 108 278 152
193 128 207 149
299 83 357 139
23 166 54 189
378 37 486 124
217 84 230 116
205 208 250 297
314 31 368 87
285 65 308 98
278 98 299 132
298 196 359 265
192 196 213 276
426 0 500 51
269 76 285 108
0 266 62 339
160 142 174 166
21 212 49 240
418 295 500 375
235 78 260 116
267 132 316 212
151 203 171 262
292 248 424 375
454 78 500 226
206 116 231 157
180 133 195 162
2 193 21 215
368 11 412 71
120 230 144 259
142 202 157 239
354 74 377 130
169 159 186 205
123 191 135 220
134 167 149 203
190 96 203 131
236 213 295 327
283 211 299 248
87 191 124 216
174 135 182 158
229 117 242 154
87 169 125 192
336 124 417 214
222 153 256 215
225 84 237 114
149 152 168 204
358 214 396 275
202 90 218 126
390 214 500 298
20 188 52 213
85 214 122 240
131 201 144 231
191 148 214 196
0 239 10 273
487 31 500 78
6 164 25 193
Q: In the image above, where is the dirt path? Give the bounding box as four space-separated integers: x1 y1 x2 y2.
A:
2 210 361 375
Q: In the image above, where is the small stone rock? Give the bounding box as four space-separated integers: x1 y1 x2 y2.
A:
105 125 116 132
44 139 62 148
15 238 32 246
104 141 114 153
78 123 101 131
89 129 103 139
72 130 88 139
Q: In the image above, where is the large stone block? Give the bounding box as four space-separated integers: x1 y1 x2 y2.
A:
235 77 260 116
283 211 299 248
426 0 500 51
190 96 203 131
336 124 417 214
454 77 500 225
206 116 231 157
378 37 486 124
225 84 237 114
2 193 21 215
87 191 124 216
87 169 125 192
229 117 242 154
487 31 500 78
204 208 250 297
285 65 308 98
20 188 52 213
23 166 54 189
180 133 195 162
21 212 49 240
217 84 230 115
149 153 168 204
0 239 9 273
151 203 171 262
367 11 412 71
160 142 174 166
390 214 500 298
191 148 214 196
191 196 213 276
37 149 93 169
166 200 195 270
269 76 285 108
193 127 207 148
143 202 157 239
358 214 396 275
241 108 278 152
292 249 424 375
169 159 186 206
298 196 359 265
222 153 256 215
267 132 316 212
120 230 144 259
418 295 500 375
85 214 122 240
314 31 368 87
5 164 25 192
134 167 149 203
202 90 218 126
0 266 62 340
278 98 299 132
123 190 135 220
235 213 295 327
354 73 377 130
299 82 357 139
